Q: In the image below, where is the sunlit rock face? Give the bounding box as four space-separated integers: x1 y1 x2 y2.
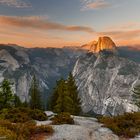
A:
73 38 140 116
82 36 117 53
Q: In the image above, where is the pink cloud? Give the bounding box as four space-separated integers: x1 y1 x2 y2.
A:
0 15 94 33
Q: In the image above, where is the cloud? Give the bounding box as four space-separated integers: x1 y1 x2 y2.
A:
0 0 31 8
81 0 111 11
99 30 140 40
106 22 140 31
0 15 94 33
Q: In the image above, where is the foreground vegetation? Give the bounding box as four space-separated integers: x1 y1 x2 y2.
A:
0 75 140 139
0 77 53 139
0 107 53 140
51 112 74 125
0 107 48 123
0 119 53 140
98 112 140 138
50 73 81 115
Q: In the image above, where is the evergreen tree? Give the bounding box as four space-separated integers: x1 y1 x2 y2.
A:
67 72 81 115
14 94 22 107
50 82 59 110
132 85 140 108
51 75 81 115
29 75 42 110
52 79 74 113
0 79 14 109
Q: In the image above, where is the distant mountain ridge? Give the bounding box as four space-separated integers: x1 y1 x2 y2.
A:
0 44 85 109
0 38 140 113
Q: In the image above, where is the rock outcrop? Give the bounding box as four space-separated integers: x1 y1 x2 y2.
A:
42 115 119 140
73 40 140 115
82 36 117 53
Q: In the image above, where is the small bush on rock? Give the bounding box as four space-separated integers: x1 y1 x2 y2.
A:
51 112 74 125
29 109 48 121
98 112 140 138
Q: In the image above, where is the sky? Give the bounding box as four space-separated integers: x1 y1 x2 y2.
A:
0 0 140 48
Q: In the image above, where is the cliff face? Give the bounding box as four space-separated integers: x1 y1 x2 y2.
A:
82 36 117 53
0 45 85 104
0 36 140 115
73 51 140 115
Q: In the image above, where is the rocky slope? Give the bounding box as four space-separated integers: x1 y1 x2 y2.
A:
73 37 140 116
37 113 119 140
0 44 85 107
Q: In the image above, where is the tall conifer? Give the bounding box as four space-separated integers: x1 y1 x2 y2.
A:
0 79 14 109
52 79 74 113
29 75 42 110
67 73 81 115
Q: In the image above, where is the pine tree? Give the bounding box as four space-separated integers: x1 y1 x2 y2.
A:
52 79 74 113
14 94 22 107
0 79 14 109
132 85 140 108
67 72 81 115
29 75 42 110
50 80 60 110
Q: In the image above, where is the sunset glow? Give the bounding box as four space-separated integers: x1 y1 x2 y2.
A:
0 0 140 48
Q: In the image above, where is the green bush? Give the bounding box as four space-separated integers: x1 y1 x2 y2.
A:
98 112 140 138
1 107 48 123
0 108 9 119
4 108 31 123
29 109 48 121
51 112 74 125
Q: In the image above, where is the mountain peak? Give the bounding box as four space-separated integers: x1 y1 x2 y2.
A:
82 36 117 53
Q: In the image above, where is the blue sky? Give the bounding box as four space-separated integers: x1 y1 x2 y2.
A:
0 0 140 47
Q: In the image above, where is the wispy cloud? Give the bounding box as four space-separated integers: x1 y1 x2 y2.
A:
0 15 94 33
106 22 140 30
81 0 111 11
99 30 140 40
0 0 31 8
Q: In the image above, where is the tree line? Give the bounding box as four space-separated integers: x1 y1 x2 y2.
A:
0 73 82 115
0 75 42 110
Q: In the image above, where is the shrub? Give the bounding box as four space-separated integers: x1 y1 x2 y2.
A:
98 112 140 138
0 108 9 119
0 119 53 140
51 112 74 125
0 127 17 140
29 109 48 121
4 108 31 123
2 107 48 123
29 125 54 135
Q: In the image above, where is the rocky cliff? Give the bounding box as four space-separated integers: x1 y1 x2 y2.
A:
0 37 140 115
73 37 140 116
0 44 85 107
82 36 117 53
